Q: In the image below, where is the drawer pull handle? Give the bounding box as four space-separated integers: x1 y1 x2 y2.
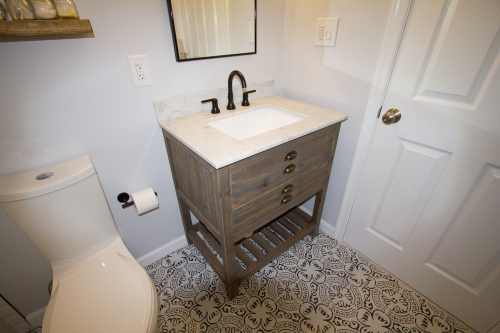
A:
283 164 296 174
281 195 292 204
282 184 293 194
284 151 297 161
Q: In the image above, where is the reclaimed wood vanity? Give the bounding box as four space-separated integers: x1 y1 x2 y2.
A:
159 95 347 299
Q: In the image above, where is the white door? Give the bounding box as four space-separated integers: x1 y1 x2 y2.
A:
343 0 500 332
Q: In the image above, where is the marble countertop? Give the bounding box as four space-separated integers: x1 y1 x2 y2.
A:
158 95 348 169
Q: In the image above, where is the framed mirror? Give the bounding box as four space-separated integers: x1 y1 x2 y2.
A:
166 0 256 62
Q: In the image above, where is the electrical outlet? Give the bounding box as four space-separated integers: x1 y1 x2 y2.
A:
315 17 339 46
137 72 146 81
128 55 152 87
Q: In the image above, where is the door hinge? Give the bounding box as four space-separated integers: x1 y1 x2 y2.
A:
377 106 383 118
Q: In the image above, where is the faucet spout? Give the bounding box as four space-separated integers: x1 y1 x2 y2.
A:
227 70 247 110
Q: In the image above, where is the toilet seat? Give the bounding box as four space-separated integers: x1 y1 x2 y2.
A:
43 252 157 333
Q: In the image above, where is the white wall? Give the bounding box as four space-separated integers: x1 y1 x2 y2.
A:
281 0 395 228
0 0 397 320
0 0 286 317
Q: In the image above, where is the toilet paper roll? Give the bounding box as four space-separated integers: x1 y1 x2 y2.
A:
130 188 159 216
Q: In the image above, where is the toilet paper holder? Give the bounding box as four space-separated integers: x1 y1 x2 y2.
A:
117 191 157 209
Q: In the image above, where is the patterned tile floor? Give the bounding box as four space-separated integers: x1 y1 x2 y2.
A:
146 231 475 333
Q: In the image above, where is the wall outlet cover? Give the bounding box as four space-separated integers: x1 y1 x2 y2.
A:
128 55 152 87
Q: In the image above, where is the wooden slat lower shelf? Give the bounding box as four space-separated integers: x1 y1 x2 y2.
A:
188 225 227 283
234 246 255 267
188 208 315 287
236 208 314 283
0 19 93 36
269 221 292 240
251 233 275 253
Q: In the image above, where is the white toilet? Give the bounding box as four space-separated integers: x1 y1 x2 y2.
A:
0 156 159 333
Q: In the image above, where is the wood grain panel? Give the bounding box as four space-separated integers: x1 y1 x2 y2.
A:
229 125 336 209
0 19 93 36
232 165 326 239
163 122 342 300
165 134 220 238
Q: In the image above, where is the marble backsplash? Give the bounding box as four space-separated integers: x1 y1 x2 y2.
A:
153 79 275 121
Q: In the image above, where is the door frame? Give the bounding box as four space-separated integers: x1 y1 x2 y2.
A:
334 0 413 239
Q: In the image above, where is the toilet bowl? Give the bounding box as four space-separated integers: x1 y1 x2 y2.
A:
0 156 159 333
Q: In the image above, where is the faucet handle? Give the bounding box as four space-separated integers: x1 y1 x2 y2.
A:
242 90 256 107
201 98 220 114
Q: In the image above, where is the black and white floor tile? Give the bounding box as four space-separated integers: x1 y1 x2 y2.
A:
145 231 475 333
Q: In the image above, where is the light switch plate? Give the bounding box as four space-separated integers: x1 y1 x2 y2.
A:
315 17 339 46
128 55 152 87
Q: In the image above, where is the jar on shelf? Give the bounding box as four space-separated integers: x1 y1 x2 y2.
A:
31 0 57 19
53 0 78 19
5 0 36 20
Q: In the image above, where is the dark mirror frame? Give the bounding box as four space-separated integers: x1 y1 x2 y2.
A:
166 0 257 62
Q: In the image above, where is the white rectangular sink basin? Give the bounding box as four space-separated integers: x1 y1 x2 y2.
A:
206 105 306 140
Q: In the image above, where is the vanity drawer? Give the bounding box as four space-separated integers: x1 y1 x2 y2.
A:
232 165 327 240
229 126 336 209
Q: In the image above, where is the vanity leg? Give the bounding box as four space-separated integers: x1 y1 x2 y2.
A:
219 217 238 299
163 134 194 245
218 196 239 299
311 124 341 238
310 190 325 237
223 253 238 299
216 168 239 300
178 198 194 245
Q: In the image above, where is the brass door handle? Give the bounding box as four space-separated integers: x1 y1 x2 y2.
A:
282 184 293 194
283 164 296 174
281 195 292 204
382 108 401 125
284 151 297 161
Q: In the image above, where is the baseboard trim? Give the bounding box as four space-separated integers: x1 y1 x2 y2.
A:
137 235 188 267
137 208 334 268
298 206 335 237
26 306 46 327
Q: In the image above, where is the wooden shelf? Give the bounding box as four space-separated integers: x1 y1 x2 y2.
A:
188 207 315 286
0 19 93 37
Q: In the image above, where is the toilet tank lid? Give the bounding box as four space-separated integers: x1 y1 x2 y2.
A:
0 156 96 202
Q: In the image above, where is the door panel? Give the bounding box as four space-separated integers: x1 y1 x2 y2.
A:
427 164 500 293
369 139 450 250
344 0 500 331
416 0 500 99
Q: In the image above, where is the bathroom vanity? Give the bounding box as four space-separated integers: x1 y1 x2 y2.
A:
158 94 347 299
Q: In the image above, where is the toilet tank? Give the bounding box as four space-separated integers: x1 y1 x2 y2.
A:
0 156 118 261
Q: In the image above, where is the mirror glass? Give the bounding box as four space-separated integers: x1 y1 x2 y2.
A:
166 0 256 62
